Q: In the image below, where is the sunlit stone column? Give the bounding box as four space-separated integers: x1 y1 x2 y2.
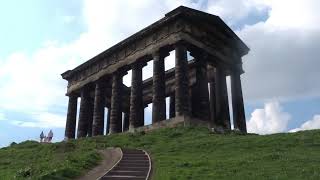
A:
129 62 144 130
152 50 167 123
175 42 190 116
110 71 126 134
231 66 247 133
215 66 231 130
64 94 78 140
77 87 91 138
92 80 106 136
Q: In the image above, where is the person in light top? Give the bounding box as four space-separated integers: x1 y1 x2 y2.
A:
47 130 53 142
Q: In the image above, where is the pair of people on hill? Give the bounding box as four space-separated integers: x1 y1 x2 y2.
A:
40 130 53 143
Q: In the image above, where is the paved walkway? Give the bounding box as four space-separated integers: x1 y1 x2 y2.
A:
100 149 151 180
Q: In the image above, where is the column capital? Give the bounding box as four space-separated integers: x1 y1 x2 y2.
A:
152 49 170 59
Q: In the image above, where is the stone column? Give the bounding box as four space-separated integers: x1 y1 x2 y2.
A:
92 80 106 136
215 66 231 130
129 62 144 130
231 68 247 133
152 51 167 123
110 71 126 134
123 111 130 131
175 42 190 116
106 107 110 134
64 94 78 140
169 94 175 118
77 87 91 138
209 78 216 126
191 52 210 121
86 98 94 137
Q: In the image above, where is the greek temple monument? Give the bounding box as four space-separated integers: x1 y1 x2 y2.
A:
62 6 249 140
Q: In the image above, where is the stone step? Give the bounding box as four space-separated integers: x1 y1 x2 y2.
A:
112 166 149 172
121 156 149 160
100 149 150 180
107 170 148 176
101 176 146 180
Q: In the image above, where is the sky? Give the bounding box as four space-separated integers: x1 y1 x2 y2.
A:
0 0 320 147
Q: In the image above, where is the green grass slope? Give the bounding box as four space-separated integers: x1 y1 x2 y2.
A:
1 126 320 179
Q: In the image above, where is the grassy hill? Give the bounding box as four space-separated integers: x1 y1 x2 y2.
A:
1 126 320 179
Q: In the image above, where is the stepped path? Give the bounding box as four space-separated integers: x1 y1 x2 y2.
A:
99 149 151 180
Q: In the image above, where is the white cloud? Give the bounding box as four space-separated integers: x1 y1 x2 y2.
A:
238 0 320 102
11 112 65 128
290 115 320 132
247 100 291 134
62 15 75 24
0 112 5 121
207 0 269 25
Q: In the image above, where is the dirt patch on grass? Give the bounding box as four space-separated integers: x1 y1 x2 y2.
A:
77 147 122 180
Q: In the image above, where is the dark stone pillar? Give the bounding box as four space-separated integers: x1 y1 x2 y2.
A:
123 112 129 131
169 94 175 118
129 62 144 130
106 107 110 134
92 80 106 136
86 98 94 137
175 42 190 116
110 71 125 134
209 79 216 126
152 51 167 123
64 94 78 140
215 67 231 130
191 53 210 121
77 88 91 138
231 69 247 133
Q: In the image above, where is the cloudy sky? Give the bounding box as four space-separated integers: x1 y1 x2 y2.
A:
0 0 319 147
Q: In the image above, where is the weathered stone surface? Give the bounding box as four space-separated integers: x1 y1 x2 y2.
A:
214 66 231 130
123 112 129 131
129 62 144 130
169 94 175 118
190 52 210 121
86 98 94 137
175 42 190 116
209 80 216 126
231 69 247 133
110 72 125 134
64 94 78 140
152 51 166 123
92 80 107 136
77 88 91 138
63 7 250 136
106 108 110 134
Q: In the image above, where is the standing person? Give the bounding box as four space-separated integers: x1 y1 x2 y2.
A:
47 130 53 142
40 131 44 143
